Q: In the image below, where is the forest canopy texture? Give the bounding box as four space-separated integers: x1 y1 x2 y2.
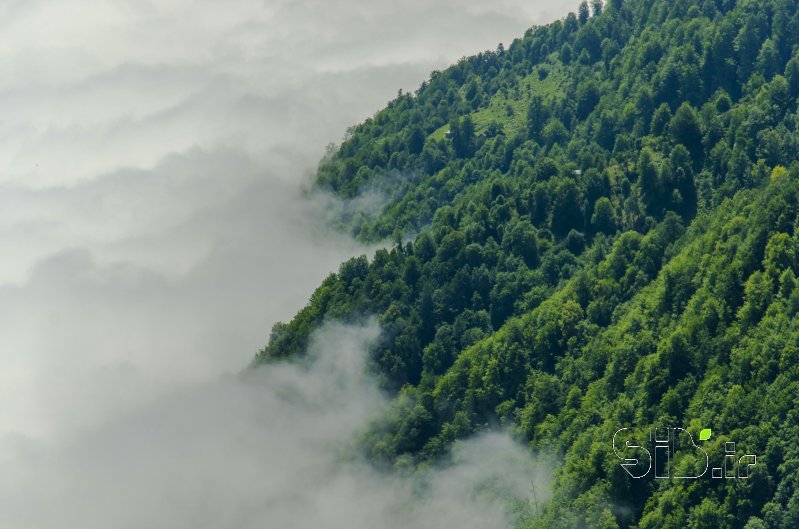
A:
256 0 799 527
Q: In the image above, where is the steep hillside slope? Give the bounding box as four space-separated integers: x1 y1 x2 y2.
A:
257 0 799 527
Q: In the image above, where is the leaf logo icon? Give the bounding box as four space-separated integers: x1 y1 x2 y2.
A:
699 428 712 441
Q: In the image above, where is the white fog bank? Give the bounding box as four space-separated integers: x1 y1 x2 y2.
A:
1 322 551 529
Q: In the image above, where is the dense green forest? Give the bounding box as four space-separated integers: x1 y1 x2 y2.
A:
256 0 799 526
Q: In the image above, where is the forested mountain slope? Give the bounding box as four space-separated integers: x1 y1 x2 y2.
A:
256 0 799 527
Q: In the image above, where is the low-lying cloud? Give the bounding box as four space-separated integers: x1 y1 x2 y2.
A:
1 322 551 529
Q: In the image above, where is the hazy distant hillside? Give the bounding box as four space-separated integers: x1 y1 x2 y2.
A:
258 0 799 527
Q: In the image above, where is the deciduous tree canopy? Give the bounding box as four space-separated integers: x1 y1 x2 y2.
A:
258 1 799 527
